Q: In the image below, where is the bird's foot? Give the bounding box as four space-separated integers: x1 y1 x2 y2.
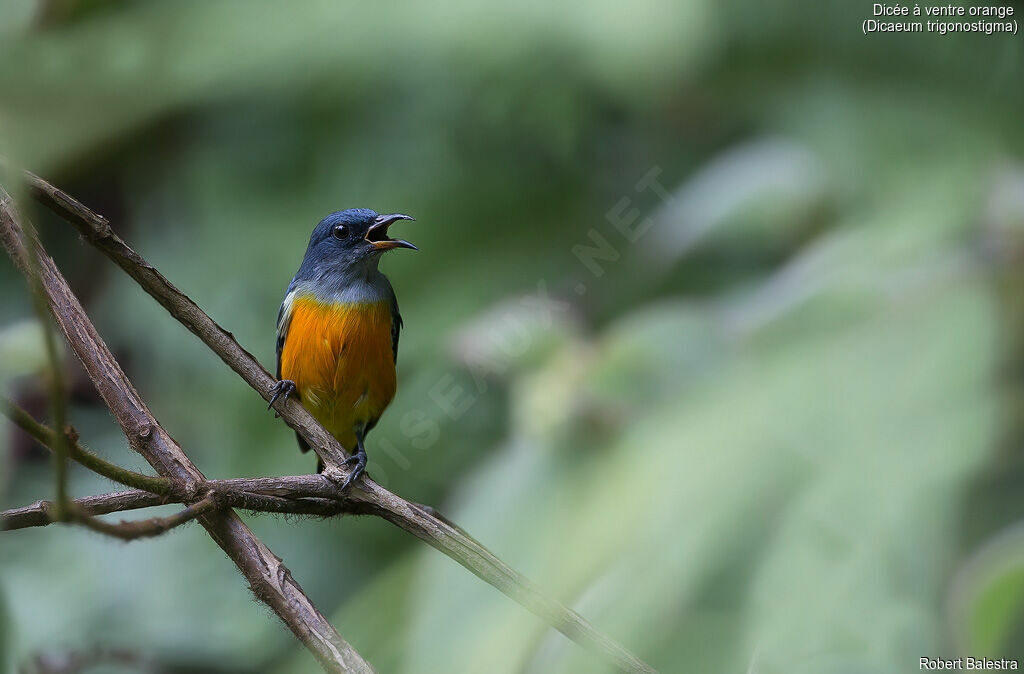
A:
337 448 367 491
268 379 296 417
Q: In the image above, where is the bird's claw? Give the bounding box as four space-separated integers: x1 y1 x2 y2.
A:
268 379 296 416
338 450 367 491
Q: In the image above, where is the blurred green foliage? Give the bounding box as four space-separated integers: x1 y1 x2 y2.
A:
1 0 1024 672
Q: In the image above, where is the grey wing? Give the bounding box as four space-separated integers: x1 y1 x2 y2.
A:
276 281 299 379
391 296 403 363
275 301 287 379
364 295 402 441
276 284 311 454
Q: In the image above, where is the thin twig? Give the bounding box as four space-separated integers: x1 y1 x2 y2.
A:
23 170 656 673
0 186 374 674
69 494 218 541
1 396 176 496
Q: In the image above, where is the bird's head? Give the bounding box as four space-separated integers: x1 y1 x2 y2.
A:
300 208 416 277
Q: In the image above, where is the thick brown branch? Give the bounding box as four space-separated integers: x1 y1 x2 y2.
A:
2 490 165 530
0 188 373 674
24 172 655 673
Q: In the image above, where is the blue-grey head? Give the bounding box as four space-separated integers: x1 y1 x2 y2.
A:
294 209 416 286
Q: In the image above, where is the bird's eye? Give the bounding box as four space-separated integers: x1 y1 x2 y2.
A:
333 225 347 239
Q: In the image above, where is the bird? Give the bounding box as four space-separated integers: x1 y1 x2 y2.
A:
268 209 416 490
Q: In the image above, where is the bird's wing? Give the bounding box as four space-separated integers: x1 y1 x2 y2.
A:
276 284 311 454
275 286 297 380
390 294 403 364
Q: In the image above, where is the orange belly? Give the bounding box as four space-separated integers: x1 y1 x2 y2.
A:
279 295 396 450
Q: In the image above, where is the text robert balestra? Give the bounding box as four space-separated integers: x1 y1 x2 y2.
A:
920 657 1018 670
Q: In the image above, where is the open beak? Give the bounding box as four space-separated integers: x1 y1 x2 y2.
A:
367 213 417 251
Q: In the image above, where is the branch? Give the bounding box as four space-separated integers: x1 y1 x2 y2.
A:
2 490 164 530
24 172 656 673
0 401 358 525
1 481 350 533
1 400 357 521
0 187 374 674
69 494 218 541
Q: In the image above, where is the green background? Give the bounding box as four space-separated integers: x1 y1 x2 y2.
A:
1 1 1023 672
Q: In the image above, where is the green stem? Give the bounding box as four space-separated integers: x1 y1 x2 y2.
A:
1 397 175 496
